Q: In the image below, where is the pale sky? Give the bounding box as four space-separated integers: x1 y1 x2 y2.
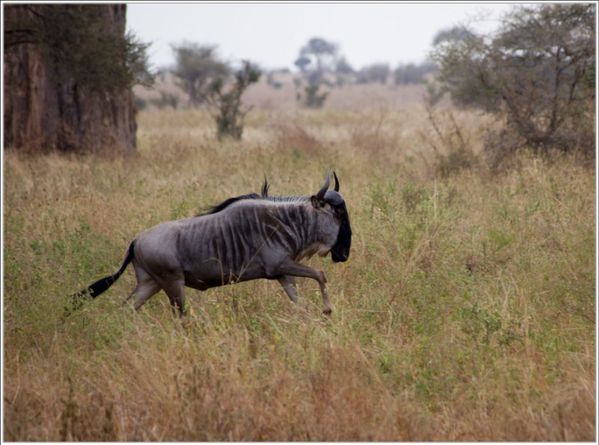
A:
127 3 515 71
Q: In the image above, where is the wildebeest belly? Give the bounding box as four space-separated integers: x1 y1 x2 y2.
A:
183 275 226 291
182 259 266 291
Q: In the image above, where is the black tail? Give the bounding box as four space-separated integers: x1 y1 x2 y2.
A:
86 241 135 298
65 241 135 316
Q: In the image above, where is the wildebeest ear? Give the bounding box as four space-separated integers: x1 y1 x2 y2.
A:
310 195 324 209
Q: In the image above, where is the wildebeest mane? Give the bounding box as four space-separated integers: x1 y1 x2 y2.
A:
199 176 311 217
201 193 262 216
201 194 311 216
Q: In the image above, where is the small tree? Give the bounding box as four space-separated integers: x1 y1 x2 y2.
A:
171 42 230 105
356 63 390 84
205 61 260 140
293 37 340 108
296 84 329 108
298 37 338 82
335 56 354 75
394 62 437 85
334 56 354 86
432 4 596 157
432 26 477 46
294 55 311 74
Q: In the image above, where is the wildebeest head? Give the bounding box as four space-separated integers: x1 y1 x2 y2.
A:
311 172 352 263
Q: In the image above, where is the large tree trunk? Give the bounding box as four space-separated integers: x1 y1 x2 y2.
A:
3 5 137 153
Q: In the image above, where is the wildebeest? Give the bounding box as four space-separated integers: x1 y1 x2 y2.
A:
72 172 351 316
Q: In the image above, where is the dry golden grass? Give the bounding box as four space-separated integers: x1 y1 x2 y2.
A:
3 103 595 440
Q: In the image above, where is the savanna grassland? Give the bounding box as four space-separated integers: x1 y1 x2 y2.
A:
3 91 596 440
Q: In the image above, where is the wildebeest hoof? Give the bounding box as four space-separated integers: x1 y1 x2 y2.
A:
322 307 332 316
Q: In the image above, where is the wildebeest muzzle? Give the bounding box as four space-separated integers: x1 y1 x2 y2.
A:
325 190 352 263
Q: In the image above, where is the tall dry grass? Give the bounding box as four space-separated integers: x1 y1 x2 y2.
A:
3 104 595 440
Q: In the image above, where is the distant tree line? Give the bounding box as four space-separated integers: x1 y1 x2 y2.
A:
143 36 438 114
288 36 438 108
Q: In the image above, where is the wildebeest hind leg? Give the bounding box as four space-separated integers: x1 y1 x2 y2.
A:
131 281 161 311
125 263 160 309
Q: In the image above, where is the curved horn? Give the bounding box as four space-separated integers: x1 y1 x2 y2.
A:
333 171 340 192
316 172 330 200
261 176 269 197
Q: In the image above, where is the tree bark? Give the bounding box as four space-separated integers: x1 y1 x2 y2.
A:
3 5 137 153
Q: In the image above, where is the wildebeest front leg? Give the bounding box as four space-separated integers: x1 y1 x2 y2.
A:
277 275 299 303
163 279 188 317
277 261 332 315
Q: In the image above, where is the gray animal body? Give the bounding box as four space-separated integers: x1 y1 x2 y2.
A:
74 172 351 316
